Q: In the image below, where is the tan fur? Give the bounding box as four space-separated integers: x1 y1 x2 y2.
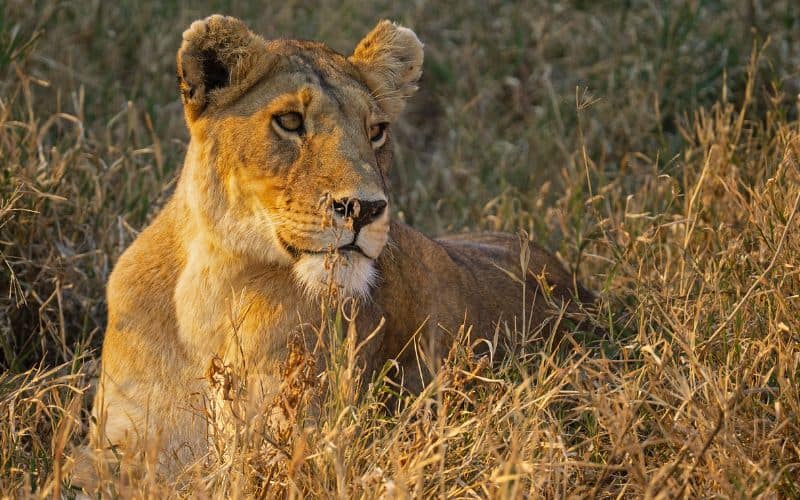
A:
78 15 592 482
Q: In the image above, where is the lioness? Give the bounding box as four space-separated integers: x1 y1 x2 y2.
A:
84 15 592 476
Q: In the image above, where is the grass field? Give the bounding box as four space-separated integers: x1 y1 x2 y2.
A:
2 0 799 497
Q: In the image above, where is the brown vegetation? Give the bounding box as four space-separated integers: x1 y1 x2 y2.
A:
1 0 799 497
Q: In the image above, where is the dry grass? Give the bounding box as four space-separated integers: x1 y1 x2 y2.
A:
2 0 799 497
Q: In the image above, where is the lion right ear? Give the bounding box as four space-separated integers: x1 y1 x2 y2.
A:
349 21 424 120
176 15 272 122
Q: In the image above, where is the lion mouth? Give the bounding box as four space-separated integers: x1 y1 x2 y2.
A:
336 243 367 256
280 237 371 260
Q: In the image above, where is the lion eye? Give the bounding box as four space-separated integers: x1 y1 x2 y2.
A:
369 123 387 147
273 112 304 134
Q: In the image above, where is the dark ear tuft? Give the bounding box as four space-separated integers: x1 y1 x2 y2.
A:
199 49 230 93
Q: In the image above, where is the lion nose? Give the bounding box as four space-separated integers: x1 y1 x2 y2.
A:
332 198 387 232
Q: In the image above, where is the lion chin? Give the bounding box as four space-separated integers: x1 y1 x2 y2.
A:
292 252 378 298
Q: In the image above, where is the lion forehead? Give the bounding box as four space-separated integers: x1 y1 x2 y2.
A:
203 42 370 120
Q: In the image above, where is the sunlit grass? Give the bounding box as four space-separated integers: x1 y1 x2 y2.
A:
1 0 799 496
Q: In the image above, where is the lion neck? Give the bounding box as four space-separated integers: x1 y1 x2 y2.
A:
171 147 319 369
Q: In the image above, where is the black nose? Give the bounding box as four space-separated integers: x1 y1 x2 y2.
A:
332 198 387 232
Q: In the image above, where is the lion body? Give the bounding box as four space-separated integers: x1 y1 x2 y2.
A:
83 15 591 477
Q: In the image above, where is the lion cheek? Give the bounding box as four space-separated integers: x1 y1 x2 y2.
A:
291 253 377 298
356 229 389 260
355 206 390 259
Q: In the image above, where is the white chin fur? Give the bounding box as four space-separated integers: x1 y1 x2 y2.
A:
292 253 377 298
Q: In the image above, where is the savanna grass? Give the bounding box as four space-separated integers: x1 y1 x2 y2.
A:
1 0 799 497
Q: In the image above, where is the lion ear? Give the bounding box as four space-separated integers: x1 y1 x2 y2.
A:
176 15 272 122
349 20 424 119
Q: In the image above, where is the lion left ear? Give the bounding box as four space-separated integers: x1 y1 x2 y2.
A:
176 15 273 123
348 21 424 119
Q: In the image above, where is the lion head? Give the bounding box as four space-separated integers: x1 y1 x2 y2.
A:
175 15 423 297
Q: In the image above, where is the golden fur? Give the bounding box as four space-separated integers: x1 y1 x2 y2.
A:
78 15 592 480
